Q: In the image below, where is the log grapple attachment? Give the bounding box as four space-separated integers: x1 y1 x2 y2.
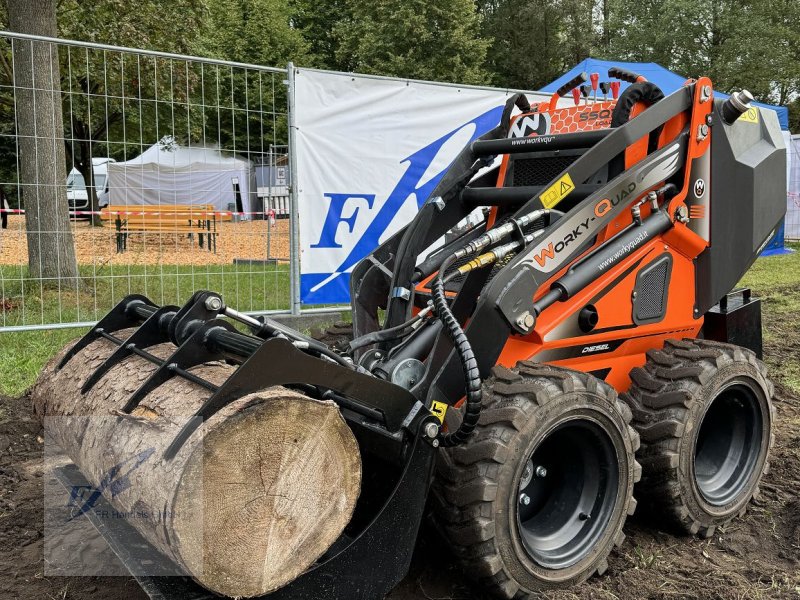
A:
38 69 786 599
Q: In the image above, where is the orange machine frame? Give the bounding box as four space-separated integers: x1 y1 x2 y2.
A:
420 78 715 393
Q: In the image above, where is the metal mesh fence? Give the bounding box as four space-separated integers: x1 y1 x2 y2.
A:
788 134 800 242
0 32 292 331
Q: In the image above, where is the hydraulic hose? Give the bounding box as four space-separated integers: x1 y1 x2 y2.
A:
348 305 433 352
431 254 483 447
426 209 557 445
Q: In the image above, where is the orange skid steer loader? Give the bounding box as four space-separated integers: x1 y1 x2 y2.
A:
46 67 785 599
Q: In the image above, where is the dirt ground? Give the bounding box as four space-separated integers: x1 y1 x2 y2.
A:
0 215 290 266
0 326 798 599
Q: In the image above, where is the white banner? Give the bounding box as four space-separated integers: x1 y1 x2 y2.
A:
788 133 800 241
294 69 548 304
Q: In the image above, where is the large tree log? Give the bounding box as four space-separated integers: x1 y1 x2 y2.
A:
32 331 361 597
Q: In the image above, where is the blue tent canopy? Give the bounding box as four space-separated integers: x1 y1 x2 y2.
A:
542 59 790 130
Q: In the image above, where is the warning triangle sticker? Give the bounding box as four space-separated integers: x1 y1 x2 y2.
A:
539 173 575 209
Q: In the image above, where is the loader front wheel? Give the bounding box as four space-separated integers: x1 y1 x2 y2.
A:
623 339 774 537
434 363 640 598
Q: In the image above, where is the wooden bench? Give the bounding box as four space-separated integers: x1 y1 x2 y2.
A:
100 205 218 253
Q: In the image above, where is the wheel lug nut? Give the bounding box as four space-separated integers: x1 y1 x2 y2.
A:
519 493 531 506
535 466 547 478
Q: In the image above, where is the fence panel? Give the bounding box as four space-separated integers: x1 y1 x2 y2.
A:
0 32 292 331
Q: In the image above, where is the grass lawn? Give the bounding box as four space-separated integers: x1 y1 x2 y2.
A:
0 263 291 328
0 247 798 399
0 263 290 397
739 244 800 394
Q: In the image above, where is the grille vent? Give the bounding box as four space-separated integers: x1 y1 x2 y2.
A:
509 155 579 187
633 254 672 324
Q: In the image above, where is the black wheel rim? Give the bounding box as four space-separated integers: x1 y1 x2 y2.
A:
694 383 763 506
516 419 620 570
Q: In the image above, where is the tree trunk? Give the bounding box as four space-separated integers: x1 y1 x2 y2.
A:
6 0 79 282
31 331 362 597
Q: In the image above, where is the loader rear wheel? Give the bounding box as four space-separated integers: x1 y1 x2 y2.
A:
623 339 775 537
434 363 641 598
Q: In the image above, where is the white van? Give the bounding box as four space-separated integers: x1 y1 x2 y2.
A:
67 158 116 215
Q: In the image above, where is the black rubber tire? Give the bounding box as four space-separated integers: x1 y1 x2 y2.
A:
433 362 641 598
622 339 775 538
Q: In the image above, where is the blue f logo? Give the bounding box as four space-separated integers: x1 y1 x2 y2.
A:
302 104 503 303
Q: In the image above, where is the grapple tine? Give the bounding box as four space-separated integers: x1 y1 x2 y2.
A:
57 294 157 371
164 336 421 459
121 320 237 414
80 305 180 394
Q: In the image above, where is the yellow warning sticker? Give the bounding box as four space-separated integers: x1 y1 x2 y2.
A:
739 107 759 123
539 173 575 209
430 401 448 424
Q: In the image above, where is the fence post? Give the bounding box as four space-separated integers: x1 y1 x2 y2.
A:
287 62 302 316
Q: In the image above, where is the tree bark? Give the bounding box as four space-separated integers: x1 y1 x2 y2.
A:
31 331 362 597
6 0 79 282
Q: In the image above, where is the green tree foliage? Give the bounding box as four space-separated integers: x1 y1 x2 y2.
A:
58 0 204 54
790 98 800 133
290 0 349 70
202 0 309 67
482 0 596 89
199 0 309 155
607 0 800 107
331 0 490 85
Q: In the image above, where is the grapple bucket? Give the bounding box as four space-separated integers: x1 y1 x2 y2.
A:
38 291 440 599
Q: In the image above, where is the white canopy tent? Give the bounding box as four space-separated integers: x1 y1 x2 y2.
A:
107 138 255 216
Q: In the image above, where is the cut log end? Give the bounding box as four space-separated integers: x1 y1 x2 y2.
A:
173 393 362 597
33 332 362 598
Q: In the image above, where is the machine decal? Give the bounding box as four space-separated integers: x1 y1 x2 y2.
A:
532 327 695 362
686 151 711 240
693 178 706 198
539 173 575 209
430 400 448 423
547 102 617 133
582 343 611 354
578 108 612 127
739 106 759 123
509 135 556 148
508 113 551 138
523 140 685 274
596 229 651 272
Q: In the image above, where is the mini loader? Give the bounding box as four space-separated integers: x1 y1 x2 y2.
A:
36 68 786 599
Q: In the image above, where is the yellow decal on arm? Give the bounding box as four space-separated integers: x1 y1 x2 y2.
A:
430 401 448 424
739 107 759 123
539 173 575 209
